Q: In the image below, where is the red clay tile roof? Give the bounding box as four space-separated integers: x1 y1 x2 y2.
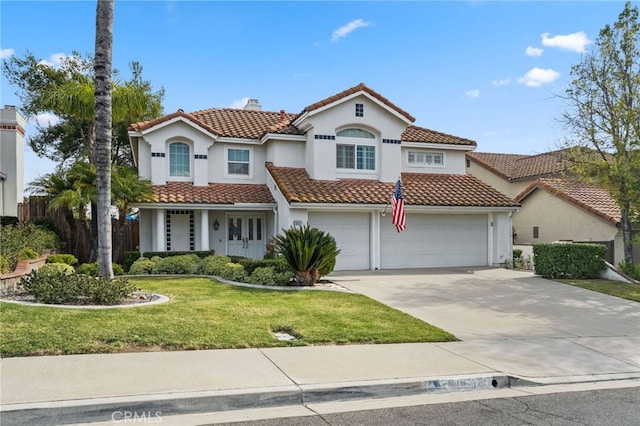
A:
468 151 573 180
516 178 621 226
302 83 416 123
129 110 219 135
403 126 476 146
267 163 517 208
151 182 275 204
129 84 476 146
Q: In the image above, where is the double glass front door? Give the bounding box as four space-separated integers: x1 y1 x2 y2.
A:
227 214 265 259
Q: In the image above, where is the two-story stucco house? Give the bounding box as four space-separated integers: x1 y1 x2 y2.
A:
128 83 518 271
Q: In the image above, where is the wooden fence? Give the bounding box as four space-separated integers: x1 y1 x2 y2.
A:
18 197 139 265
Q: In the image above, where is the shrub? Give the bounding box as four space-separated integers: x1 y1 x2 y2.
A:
0 216 19 227
21 270 80 304
21 269 137 305
39 262 75 276
0 223 59 270
513 249 523 259
619 261 640 281
218 262 247 282
128 257 157 275
533 243 606 279
151 254 200 275
124 251 141 272
198 255 233 276
20 248 40 260
47 254 78 266
248 266 294 286
142 250 214 259
0 255 8 274
77 262 124 276
80 276 138 305
273 224 341 286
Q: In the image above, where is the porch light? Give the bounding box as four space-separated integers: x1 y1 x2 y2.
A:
213 219 220 230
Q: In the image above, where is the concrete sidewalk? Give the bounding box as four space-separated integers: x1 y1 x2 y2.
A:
2 268 639 425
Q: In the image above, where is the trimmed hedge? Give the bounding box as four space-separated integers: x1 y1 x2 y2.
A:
142 250 215 259
533 243 607 279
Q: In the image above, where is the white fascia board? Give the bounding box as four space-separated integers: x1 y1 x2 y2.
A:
306 92 414 126
405 205 519 213
290 203 387 211
131 203 277 210
217 137 261 145
260 133 306 144
402 142 476 151
139 116 219 140
291 111 310 128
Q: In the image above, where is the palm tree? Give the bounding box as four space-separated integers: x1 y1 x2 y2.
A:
94 0 115 279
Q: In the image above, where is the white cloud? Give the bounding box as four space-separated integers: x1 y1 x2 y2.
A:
229 97 250 109
492 78 511 87
0 48 14 59
331 19 372 42
518 67 561 87
525 46 543 57
465 89 480 99
30 112 60 127
38 53 67 68
541 31 592 53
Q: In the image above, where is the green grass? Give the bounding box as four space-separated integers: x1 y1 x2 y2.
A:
557 278 640 302
0 277 457 357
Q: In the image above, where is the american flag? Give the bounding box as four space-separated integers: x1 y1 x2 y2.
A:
391 179 406 232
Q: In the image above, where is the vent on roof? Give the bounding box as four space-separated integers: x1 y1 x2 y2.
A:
244 99 261 111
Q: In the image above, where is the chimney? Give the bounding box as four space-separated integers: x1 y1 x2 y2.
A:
280 109 285 120
243 99 261 111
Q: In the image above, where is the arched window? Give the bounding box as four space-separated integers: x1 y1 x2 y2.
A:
169 142 190 177
336 128 375 139
336 128 376 171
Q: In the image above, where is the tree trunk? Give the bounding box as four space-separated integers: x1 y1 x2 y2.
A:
94 0 114 279
621 203 634 265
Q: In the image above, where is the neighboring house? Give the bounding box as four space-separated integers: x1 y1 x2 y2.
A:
467 150 638 265
0 106 25 218
128 83 518 271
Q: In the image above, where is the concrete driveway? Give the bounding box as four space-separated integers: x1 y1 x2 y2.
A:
329 267 640 341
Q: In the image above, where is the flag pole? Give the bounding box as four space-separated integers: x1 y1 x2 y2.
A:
381 176 402 216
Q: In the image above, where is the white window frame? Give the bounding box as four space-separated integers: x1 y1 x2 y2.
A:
336 143 376 171
167 140 192 181
407 151 445 168
225 147 253 179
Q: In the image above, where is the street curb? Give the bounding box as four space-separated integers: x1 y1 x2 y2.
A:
0 375 508 426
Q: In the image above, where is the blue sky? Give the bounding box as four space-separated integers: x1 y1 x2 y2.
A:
0 1 631 184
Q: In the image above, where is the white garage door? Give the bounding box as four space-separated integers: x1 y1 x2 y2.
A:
308 212 370 271
380 214 487 269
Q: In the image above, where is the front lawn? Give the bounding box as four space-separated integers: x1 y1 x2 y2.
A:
557 278 640 302
0 277 457 357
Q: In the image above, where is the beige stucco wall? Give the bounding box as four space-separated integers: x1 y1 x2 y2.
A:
466 161 529 199
0 107 25 217
514 189 617 245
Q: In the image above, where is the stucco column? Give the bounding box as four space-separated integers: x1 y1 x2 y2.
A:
155 209 165 251
200 210 209 251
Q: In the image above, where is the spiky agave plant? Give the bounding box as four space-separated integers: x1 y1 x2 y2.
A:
273 224 341 286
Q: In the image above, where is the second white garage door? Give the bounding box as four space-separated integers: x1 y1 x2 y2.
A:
380 214 487 269
308 212 370 271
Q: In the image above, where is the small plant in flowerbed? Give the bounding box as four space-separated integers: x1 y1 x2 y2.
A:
77 262 125 276
19 264 137 305
129 254 295 286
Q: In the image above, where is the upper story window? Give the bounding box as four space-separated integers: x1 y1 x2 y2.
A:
355 103 364 117
227 148 251 176
336 127 376 171
408 151 444 167
337 128 374 139
169 142 190 177
337 144 375 170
